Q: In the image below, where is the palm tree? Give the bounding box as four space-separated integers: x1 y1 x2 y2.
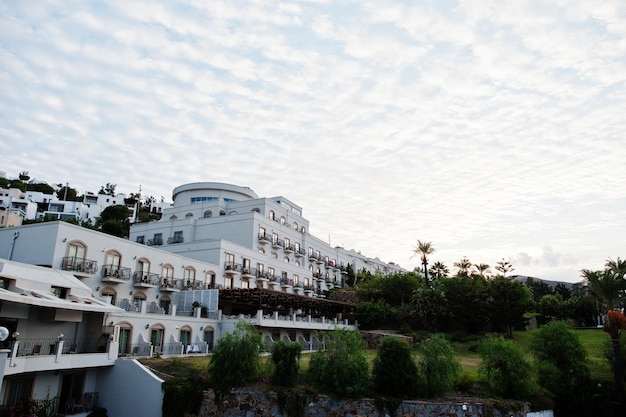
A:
412 240 434 284
582 264 626 399
473 263 491 277
429 261 449 280
453 256 472 276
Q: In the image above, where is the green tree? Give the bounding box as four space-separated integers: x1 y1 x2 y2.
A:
582 261 626 397
530 321 592 416
308 329 370 398
56 183 79 201
412 240 434 284
417 334 461 398
372 336 419 399
270 340 302 387
472 263 491 277
478 336 535 400
100 205 131 237
488 276 532 338
98 183 117 196
495 259 515 277
412 285 448 332
207 321 263 396
537 294 568 322
428 261 449 280
439 275 489 333
354 300 394 330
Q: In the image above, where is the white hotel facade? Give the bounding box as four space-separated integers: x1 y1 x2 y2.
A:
0 182 403 415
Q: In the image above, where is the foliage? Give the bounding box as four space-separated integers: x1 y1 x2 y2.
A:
412 240 434 282
529 321 593 416
603 330 626 373
478 336 535 400
100 204 130 222
308 329 370 398
487 276 532 338
359 272 422 306
270 340 302 387
162 377 206 417
537 294 569 322
56 183 80 201
344 263 356 287
439 275 489 333
354 299 394 329
207 321 263 395
412 285 448 332
417 334 461 398
372 336 420 399
98 182 117 196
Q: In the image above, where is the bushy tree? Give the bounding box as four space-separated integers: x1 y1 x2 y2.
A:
488 276 532 338
412 286 448 332
417 334 461 398
530 321 592 416
308 329 370 398
478 336 535 400
354 300 394 329
270 340 302 387
372 336 419 399
207 321 263 396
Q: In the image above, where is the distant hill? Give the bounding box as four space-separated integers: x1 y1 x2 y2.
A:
511 275 583 289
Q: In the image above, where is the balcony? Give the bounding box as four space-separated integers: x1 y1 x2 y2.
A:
133 271 160 287
147 238 163 246
294 249 305 258
308 253 318 262
258 233 270 243
160 278 183 292
283 244 294 254
167 236 184 244
61 256 98 275
271 240 283 249
101 265 132 283
224 262 242 275
280 278 292 288
325 261 335 270
242 267 257 280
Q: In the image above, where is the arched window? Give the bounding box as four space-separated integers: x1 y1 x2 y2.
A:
229 210 238 215
258 247 265 254
219 210 226 216
301 226 306 234
180 325 192 347
272 252 278 259
159 295 171 314
203 210 212 218
280 216 286 225
103 250 122 277
185 212 193 218
252 208 260 213
295 260 301 267
136 258 150 281
184 267 196 286
292 222 298 230
269 210 275 220
284 256 290 263
170 215 177 220
116 321 133 355
101 287 117 305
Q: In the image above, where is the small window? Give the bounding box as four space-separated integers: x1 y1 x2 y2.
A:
284 256 289 263
301 226 306 234
136 235 145 244
170 215 177 220
185 212 193 218
272 252 278 259
203 210 212 218
219 210 226 216
280 216 286 225
269 210 275 220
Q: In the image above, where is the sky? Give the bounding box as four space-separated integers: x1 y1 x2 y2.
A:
1 1 625 283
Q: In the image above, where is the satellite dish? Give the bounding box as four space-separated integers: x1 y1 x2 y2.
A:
0 326 9 342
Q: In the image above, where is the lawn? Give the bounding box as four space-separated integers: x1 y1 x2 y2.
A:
141 328 615 384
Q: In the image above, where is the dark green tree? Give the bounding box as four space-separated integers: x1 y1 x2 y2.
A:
308 329 370 398
56 184 79 201
98 183 117 196
478 336 535 400
412 285 448 332
417 334 461 398
270 340 302 387
372 336 419 399
530 321 592 416
487 276 532 338
439 275 489 333
207 321 263 396
412 240 435 284
354 300 394 330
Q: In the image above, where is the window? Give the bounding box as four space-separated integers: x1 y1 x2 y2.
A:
292 222 298 230
4 376 34 406
170 230 183 244
162 264 174 279
284 256 289 263
219 210 226 216
258 247 265 254
295 242 300 252
293 274 299 284
206 272 216 289
268 267 275 277
259 226 266 239
185 212 193 218
136 235 145 244
280 216 286 225
272 232 279 244
67 242 86 261
269 210 275 220
257 263 264 275
308 247 313 256
224 276 233 288
304 278 310 286
179 326 192 347
51 286 68 298
272 252 278 259
184 267 196 284
203 210 212 218
241 280 249 289
284 237 290 248
104 251 121 276
101 288 116 305
225 252 235 264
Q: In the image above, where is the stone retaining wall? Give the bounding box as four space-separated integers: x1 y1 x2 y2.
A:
197 388 529 417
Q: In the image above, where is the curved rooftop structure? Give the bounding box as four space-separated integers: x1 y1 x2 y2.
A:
172 182 258 206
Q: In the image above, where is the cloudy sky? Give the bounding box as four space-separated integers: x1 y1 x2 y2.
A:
1 1 625 283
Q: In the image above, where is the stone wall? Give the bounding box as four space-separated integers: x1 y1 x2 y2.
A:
197 388 529 417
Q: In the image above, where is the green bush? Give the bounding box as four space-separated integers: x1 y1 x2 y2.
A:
207 321 263 395
271 340 302 387
417 334 461 398
529 321 593 416
478 335 535 400
372 336 420 399
308 329 370 398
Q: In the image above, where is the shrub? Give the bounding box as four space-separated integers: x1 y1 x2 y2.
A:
372 336 420 399
207 321 263 395
529 321 593 416
478 335 535 400
308 329 370 398
417 334 461 397
271 340 302 387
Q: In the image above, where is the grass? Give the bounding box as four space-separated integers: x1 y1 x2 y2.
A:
140 328 616 385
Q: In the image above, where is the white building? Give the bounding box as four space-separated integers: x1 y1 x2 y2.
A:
0 259 163 417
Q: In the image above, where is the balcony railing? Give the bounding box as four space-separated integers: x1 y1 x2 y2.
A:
224 263 242 274
294 249 305 257
147 238 163 246
167 236 184 244
101 265 131 281
13 337 104 356
0 392 99 417
133 272 160 286
61 257 98 274
283 244 294 253
258 233 270 243
242 267 257 279
160 278 183 291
